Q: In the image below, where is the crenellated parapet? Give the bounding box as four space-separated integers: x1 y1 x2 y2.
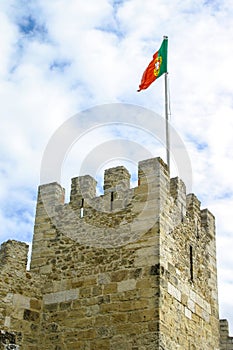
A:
70 175 97 206
30 157 217 267
104 166 131 193
0 240 28 273
170 177 186 221
31 157 218 242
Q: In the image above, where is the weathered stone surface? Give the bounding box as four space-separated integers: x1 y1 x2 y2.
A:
220 319 233 350
0 157 231 349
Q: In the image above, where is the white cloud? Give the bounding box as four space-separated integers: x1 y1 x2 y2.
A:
0 0 233 335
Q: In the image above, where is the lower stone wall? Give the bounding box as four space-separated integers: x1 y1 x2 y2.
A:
0 239 232 349
0 236 161 349
38 234 160 349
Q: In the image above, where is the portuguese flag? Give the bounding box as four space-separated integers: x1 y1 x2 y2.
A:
137 37 168 92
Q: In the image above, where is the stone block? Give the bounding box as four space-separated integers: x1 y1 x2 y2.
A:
167 282 181 302
43 289 79 305
111 270 128 282
117 279 136 293
13 294 30 309
184 307 192 320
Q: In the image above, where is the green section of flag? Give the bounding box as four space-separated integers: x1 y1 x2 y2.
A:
157 37 168 78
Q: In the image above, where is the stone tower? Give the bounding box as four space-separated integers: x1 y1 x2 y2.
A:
0 157 231 349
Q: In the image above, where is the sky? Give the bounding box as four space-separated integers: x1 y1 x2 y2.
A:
0 0 233 333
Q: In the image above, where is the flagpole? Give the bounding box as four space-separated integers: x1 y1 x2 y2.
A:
164 71 170 173
137 35 170 171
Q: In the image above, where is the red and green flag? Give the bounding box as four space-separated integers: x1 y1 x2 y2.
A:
137 37 168 92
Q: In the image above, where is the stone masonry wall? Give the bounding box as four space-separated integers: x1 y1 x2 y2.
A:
159 192 220 349
0 240 42 349
29 158 165 349
220 320 233 350
0 156 231 349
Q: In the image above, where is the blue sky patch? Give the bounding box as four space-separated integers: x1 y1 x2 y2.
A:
203 0 220 11
50 60 71 72
196 142 208 151
95 24 124 40
19 15 36 34
187 134 208 151
215 192 233 200
18 15 47 39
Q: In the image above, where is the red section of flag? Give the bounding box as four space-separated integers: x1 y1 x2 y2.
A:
137 51 159 92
